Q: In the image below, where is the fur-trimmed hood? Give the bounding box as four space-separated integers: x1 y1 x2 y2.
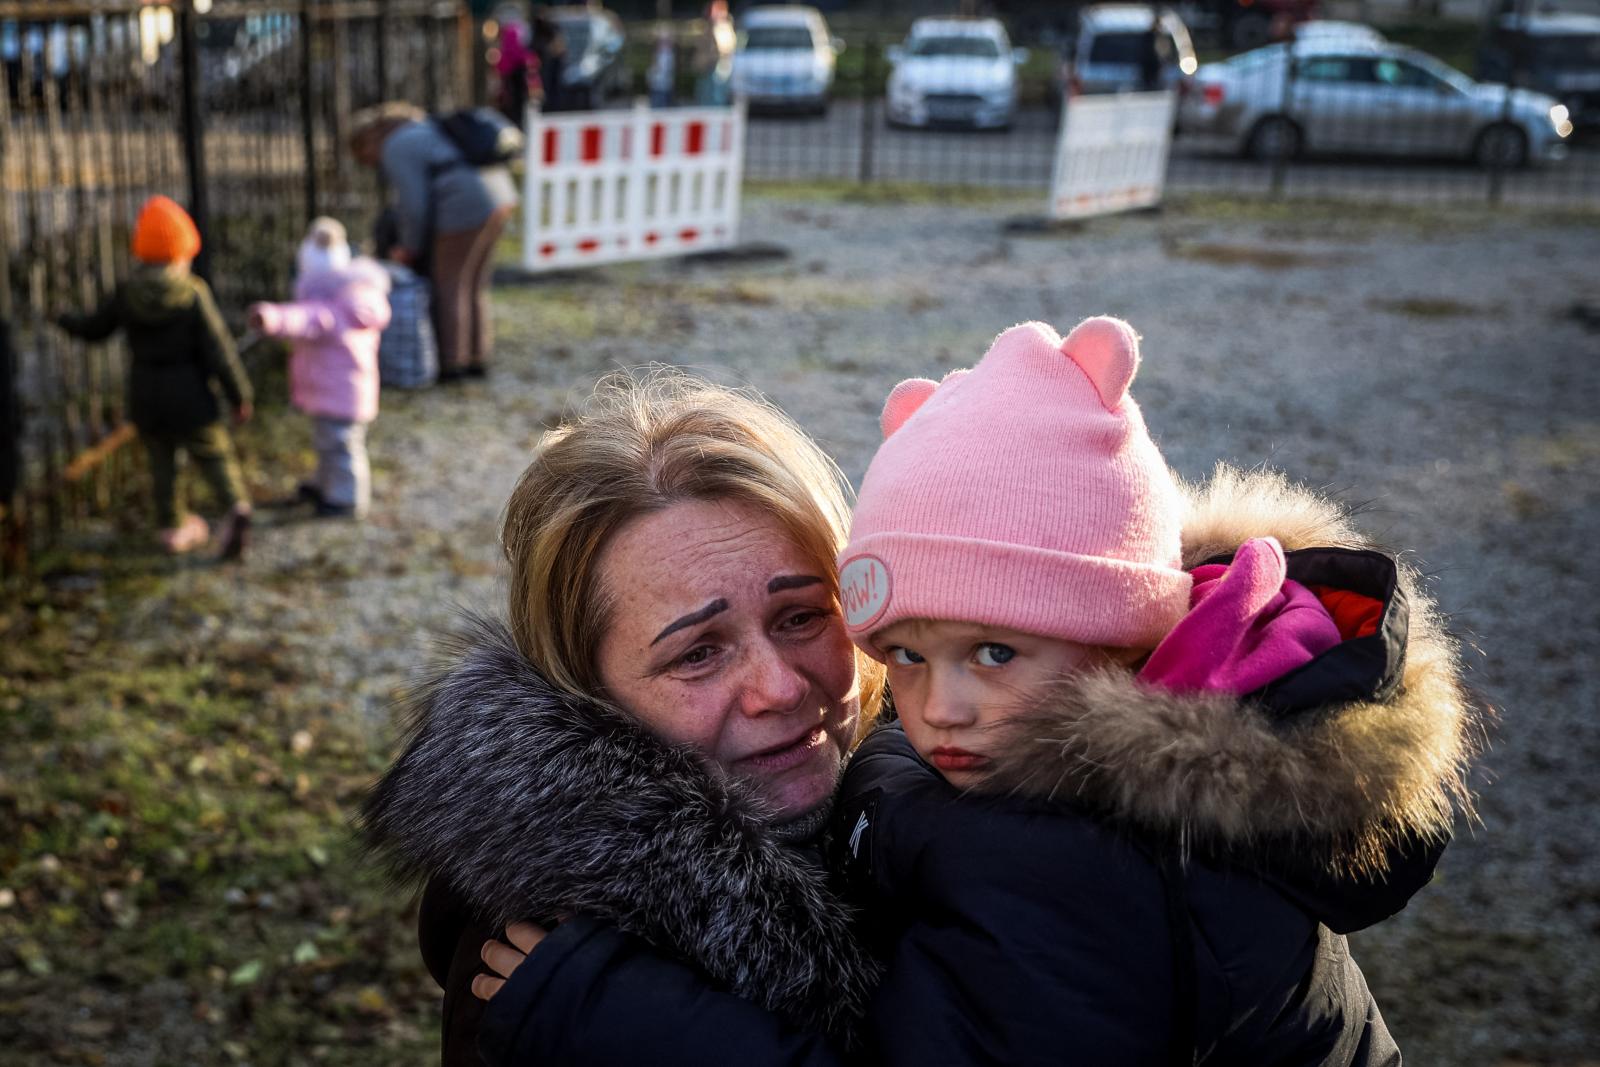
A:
359 616 879 1039
983 466 1484 884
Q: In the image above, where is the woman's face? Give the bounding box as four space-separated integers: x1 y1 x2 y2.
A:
594 498 860 820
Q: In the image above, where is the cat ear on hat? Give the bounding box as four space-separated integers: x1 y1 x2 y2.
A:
1061 316 1141 411
881 378 937 438
880 369 971 438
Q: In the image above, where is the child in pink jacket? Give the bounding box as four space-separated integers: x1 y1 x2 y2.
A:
249 218 391 518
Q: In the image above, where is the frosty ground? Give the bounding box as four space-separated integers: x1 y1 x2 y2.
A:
4 189 1597 1065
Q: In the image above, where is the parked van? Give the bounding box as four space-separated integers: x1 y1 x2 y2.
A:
1053 5 1196 105
1479 13 1600 136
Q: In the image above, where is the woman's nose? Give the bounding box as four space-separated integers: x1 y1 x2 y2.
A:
737 643 810 717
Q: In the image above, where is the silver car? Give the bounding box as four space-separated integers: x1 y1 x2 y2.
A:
1180 38 1573 167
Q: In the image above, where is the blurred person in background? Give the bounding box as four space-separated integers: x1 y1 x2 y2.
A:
530 8 569 112
693 0 735 106
349 103 518 382
648 23 676 108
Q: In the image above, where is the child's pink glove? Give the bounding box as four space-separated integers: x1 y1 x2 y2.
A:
247 303 280 336
1139 537 1342 696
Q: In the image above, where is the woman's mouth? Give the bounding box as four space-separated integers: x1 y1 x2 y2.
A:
738 725 827 772
927 747 989 773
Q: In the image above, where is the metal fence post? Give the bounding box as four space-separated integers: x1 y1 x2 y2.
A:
858 34 878 185
0 317 21 577
1488 0 1531 206
1270 47 1296 197
301 0 320 224
376 0 392 101
177 0 212 280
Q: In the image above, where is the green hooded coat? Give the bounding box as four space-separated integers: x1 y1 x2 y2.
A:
58 267 251 434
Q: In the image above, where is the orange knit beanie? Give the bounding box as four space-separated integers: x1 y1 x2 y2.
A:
131 196 201 264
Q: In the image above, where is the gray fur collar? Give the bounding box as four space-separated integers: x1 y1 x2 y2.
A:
360 616 879 1038
982 466 1484 878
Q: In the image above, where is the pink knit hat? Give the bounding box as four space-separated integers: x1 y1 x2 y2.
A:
839 317 1190 655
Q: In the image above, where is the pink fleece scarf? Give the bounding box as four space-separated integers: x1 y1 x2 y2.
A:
1139 537 1342 696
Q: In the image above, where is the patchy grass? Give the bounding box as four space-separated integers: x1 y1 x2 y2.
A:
0 390 439 1067
1369 296 1484 319
0 562 439 1066
1164 241 1343 269
746 178 1037 207
1164 192 1600 233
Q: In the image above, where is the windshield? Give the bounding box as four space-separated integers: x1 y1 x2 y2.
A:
908 35 1001 59
1224 43 1284 69
1087 32 1151 64
743 26 815 50
556 18 590 54
1402 50 1474 92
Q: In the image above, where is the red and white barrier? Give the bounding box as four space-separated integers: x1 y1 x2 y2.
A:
521 102 747 272
1049 91 1176 221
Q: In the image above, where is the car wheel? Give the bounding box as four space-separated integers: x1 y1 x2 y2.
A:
1474 122 1528 169
1245 115 1300 162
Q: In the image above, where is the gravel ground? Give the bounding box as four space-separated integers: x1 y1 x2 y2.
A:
139 192 1600 1064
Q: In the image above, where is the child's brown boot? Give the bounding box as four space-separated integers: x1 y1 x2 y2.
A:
217 505 252 561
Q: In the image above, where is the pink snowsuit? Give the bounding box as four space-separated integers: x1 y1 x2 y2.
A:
250 258 391 424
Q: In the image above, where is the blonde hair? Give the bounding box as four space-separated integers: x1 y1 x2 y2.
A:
348 101 426 158
502 369 884 733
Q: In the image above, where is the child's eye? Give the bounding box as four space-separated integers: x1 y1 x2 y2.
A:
887 647 924 666
975 644 1016 667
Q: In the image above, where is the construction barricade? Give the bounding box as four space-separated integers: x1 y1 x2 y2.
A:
521 102 747 273
1049 91 1177 221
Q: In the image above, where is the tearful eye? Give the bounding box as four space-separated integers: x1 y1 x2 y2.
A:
976 643 1015 667
888 647 924 666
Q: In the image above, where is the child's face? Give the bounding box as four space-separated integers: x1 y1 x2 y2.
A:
875 619 1096 789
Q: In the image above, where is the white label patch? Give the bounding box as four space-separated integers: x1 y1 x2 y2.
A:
840 555 891 630
849 811 869 858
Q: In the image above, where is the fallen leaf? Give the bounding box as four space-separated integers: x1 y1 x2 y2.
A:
229 960 263 986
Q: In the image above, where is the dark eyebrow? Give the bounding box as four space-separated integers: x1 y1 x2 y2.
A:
651 599 729 646
768 574 824 593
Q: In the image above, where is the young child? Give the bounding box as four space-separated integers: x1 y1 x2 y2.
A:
826 316 1481 1064
248 218 391 519
57 195 253 558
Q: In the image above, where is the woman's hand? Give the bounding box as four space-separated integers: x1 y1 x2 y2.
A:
472 921 548 1001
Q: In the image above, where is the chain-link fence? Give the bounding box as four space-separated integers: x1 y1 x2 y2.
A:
1 0 469 575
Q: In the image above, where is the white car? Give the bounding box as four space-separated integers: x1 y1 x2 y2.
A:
886 17 1028 130
1288 19 1386 49
1179 39 1571 167
733 5 841 115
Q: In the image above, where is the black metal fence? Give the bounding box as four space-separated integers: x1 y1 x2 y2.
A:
1 0 469 575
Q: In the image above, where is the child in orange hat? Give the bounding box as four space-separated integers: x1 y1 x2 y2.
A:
57 196 255 559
